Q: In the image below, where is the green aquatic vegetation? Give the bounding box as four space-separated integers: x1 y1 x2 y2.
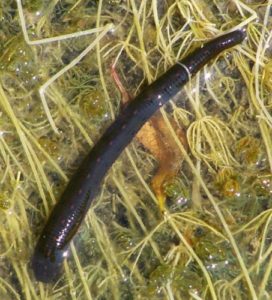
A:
215 168 240 198
235 136 261 165
78 89 108 123
0 0 272 299
187 116 238 169
194 238 239 280
0 37 40 89
145 264 204 298
0 192 10 210
163 177 188 199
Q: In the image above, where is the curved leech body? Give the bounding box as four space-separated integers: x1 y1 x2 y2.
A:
32 29 246 283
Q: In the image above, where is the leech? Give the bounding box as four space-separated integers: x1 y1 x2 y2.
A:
32 29 246 283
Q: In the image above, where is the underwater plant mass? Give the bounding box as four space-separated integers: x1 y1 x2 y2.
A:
0 1 272 299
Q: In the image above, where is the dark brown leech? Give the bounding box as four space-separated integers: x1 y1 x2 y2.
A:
32 29 246 283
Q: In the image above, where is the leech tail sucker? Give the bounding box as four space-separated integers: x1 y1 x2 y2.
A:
31 29 246 283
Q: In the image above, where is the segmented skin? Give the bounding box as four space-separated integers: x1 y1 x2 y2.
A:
32 29 246 283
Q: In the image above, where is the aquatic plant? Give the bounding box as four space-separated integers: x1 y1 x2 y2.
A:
0 1 271 299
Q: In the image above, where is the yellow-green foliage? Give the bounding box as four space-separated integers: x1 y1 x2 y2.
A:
0 1 271 299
